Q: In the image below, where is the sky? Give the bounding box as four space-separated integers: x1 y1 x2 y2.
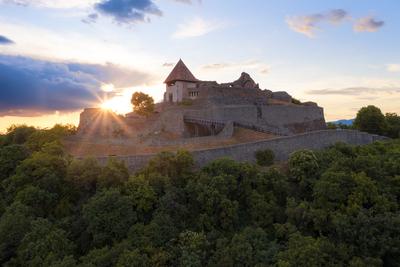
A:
0 0 399 132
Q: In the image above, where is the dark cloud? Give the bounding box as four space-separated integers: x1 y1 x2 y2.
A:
0 55 152 116
354 16 385 32
326 9 348 23
0 35 14 45
94 0 162 24
286 9 348 37
307 87 400 96
82 13 99 24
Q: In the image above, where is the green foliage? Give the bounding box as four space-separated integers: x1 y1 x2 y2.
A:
289 150 319 182
326 122 337 129
26 124 76 152
82 189 136 247
354 105 387 135
288 150 319 199
211 227 279 266
98 158 129 189
277 232 339 267
14 186 57 217
291 98 301 105
15 218 75 266
79 245 125 267
0 202 33 263
255 148 275 166
327 122 353 130
3 125 36 146
329 107 399 138
177 231 208 267
116 249 150 267
0 144 30 181
67 157 103 194
0 122 400 266
131 92 155 116
385 112 400 138
178 99 193 106
123 175 157 222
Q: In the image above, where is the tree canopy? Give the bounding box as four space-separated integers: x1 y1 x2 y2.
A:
0 124 399 266
354 105 387 135
330 105 400 138
131 92 155 116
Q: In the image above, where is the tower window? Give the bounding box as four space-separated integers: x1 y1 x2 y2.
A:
189 91 199 97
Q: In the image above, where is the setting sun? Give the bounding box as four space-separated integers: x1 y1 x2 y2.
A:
101 96 131 114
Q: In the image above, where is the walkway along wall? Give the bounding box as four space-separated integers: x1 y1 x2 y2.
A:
93 130 388 172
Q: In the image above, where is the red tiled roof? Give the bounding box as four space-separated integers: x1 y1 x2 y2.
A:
164 59 198 84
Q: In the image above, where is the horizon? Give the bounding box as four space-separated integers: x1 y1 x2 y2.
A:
0 0 399 132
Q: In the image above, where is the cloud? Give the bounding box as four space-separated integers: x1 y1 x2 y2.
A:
387 64 400 73
94 0 162 24
202 60 270 75
286 9 348 37
0 0 97 8
172 17 226 38
307 86 400 96
202 63 231 69
82 13 99 24
0 35 14 45
173 0 199 4
162 62 174 67
0 54 151 116
354 16 384 32
287 10 384 37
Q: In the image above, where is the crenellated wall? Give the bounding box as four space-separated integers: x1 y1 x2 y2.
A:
91 130 388 173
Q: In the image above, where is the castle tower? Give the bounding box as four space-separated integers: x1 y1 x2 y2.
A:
164 59 199 103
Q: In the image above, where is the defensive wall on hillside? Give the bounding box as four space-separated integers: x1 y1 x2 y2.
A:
92 129 388 173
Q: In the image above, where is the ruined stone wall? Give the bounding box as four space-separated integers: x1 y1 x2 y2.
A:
184 104 326 135
151 108 185 135
92 130 388 172
146 121 234 146
185 105 258 123
198 85 272 105
260 105 326 133
77 108 128 137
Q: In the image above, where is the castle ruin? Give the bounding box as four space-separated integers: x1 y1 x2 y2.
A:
77 59 326 144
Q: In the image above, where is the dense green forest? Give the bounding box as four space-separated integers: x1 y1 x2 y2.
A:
0 123 399 267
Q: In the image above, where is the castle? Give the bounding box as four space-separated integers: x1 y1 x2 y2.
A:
77 59 326 142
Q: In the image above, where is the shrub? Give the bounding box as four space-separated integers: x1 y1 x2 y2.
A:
255 149 275 166
179 99 193 106
291 98 301 105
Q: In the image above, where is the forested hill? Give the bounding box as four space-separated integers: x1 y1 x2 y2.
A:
0 125 399 266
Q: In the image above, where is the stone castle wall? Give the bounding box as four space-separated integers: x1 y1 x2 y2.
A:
260 105 326 134
92 130 388 173
185 105 258 123
183 103 325 135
